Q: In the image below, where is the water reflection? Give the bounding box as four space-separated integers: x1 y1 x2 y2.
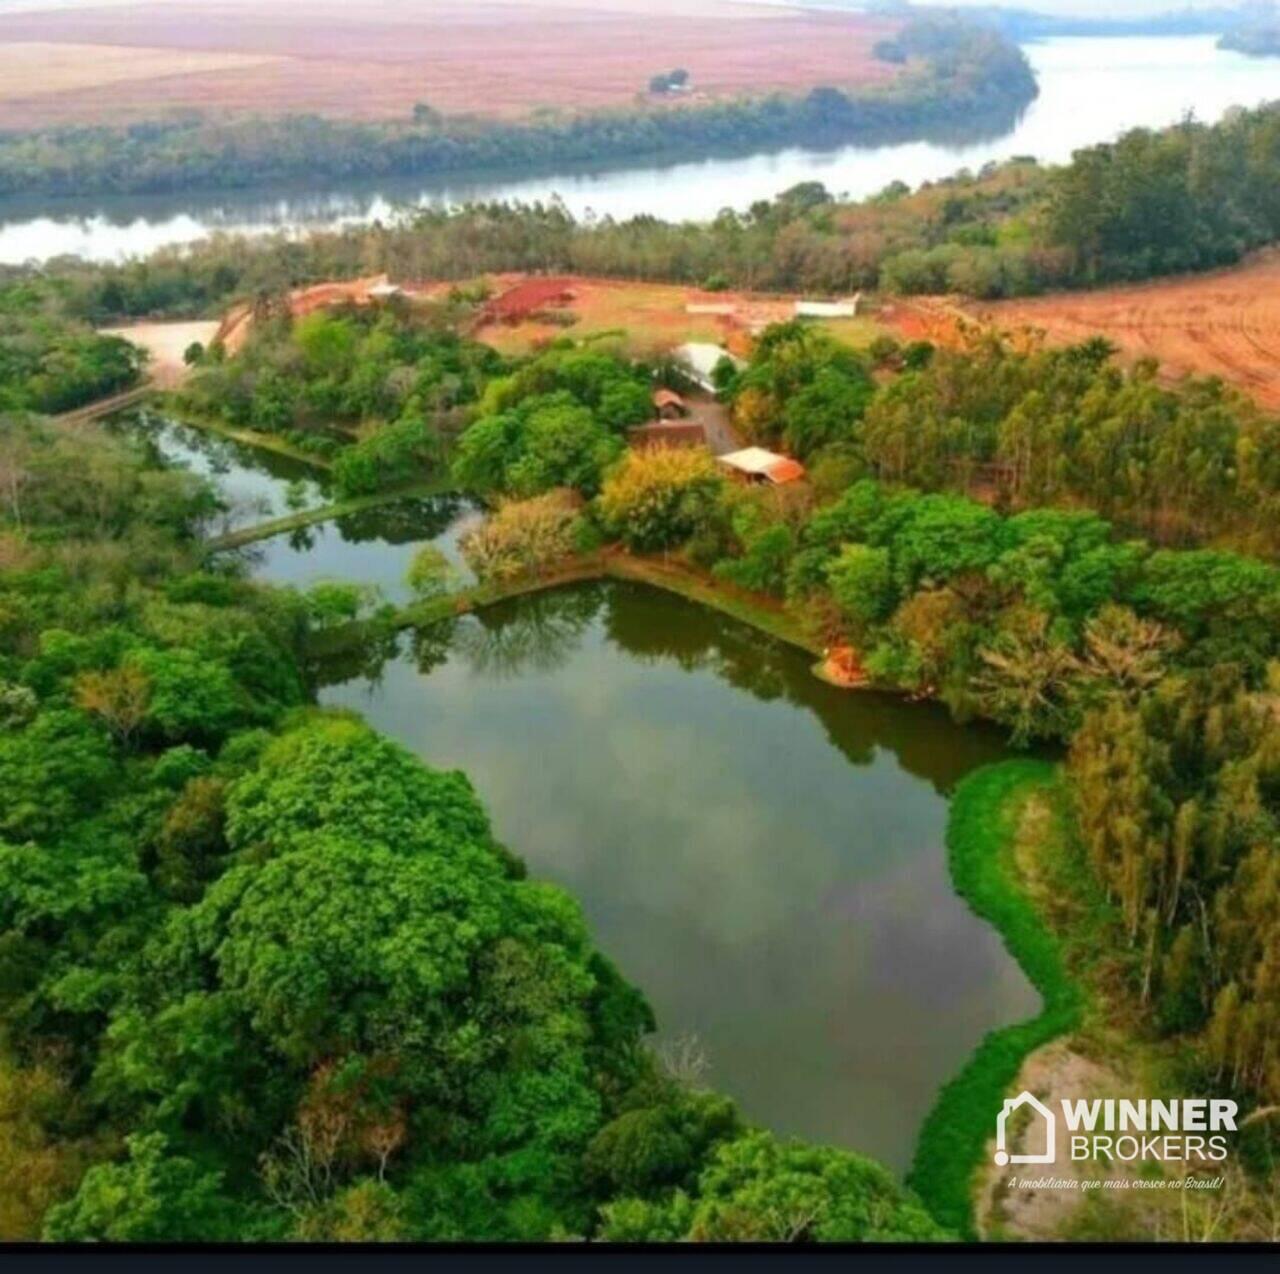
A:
320 579 1039 1169
452 587 605 681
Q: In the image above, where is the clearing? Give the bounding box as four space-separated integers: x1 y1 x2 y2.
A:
0 0 904 128
468 274 886 359
968 251 1280 411
209 272 889 362
103 319 222 389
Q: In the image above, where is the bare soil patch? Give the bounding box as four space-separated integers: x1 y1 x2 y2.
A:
103 320 221 388
0 0 902 127
970 251 1280 411
0 40 285 97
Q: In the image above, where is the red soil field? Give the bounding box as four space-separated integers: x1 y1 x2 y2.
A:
0 0 903 128
970 251 1280 411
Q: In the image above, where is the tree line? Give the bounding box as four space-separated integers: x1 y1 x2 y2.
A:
0 17 1032 201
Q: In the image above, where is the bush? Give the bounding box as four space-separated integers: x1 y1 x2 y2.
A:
332 411 440 497
459 489 583 583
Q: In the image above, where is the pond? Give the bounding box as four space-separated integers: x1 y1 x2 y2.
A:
104 409 327 534
125 410 1040 1171
112 408 480 605
4 35 1275 263
321 584 1039 1171
237 499 483 607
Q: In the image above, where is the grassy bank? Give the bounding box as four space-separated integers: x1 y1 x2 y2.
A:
159 397 336 470
907 760 1085 1238
303 550 823 661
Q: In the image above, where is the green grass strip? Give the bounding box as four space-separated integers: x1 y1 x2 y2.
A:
907 758 1085 1239
205 479 452 550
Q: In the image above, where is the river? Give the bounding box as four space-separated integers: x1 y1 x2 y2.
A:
3 35 1274 265
119 409 1040 1171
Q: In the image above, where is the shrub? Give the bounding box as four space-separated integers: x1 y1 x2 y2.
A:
459 490 583 583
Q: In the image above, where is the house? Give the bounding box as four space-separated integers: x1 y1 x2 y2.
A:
676 341 742 393
628 422 708 451
718 447 805 486
652 388 687 419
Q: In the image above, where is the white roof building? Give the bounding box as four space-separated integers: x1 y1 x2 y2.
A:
718 447 805 486
794 294 861 319
676 341 742 392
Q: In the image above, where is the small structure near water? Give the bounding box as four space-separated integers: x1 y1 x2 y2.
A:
816 645 869 689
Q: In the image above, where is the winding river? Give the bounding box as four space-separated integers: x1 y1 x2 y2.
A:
4 35 1275 265
119 408 1040 1171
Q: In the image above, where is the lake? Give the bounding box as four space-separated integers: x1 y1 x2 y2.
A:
321 583 1038 1171
126 410 1040 1171
3 35 1275 265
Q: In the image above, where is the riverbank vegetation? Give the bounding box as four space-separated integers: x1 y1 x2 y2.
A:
909 761 1082 1236
0 17 1032 202
1219 22 1280 57
19 96 1280 346
0 412 950 1242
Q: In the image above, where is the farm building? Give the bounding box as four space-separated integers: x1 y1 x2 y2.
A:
652 388 688 419
483 276 576 325
677 342 742 392
628 422 708 451
718 447 805 486
794 294 861 319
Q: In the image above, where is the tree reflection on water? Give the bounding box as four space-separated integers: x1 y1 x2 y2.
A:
453 586 604 680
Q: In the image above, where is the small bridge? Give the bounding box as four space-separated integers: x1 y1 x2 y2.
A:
53 383 154 425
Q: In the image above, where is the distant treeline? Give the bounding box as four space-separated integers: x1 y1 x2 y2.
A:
964 2 1262 41
0 17 1033 200
1219 22 1280 55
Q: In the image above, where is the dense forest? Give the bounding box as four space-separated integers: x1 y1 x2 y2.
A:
1071 674 1280 1103
728 326 1280 556
0 413 949 1242
0 17 1032 200
0 277 144 415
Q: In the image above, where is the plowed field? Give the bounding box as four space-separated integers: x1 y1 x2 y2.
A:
0 0 902 127
972 252 1280 410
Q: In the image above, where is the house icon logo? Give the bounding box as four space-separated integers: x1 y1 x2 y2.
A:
994 1091 1056 1166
